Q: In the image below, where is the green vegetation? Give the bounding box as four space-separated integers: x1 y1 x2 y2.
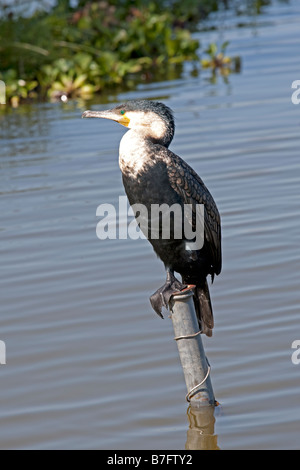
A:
201 41 241 83
0 0 272 107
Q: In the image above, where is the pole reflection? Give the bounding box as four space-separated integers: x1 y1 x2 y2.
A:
185 405 219 450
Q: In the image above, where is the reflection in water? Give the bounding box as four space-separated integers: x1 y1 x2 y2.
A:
185 405 219 450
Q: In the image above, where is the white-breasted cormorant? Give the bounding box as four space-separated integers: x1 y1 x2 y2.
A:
82 100 222 336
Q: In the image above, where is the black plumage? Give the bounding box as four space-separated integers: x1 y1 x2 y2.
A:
82 100 222 337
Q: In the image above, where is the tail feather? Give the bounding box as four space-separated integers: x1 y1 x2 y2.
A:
193 281 214 337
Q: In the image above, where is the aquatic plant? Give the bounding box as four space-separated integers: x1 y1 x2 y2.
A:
201 41 241 77
0 0 263 107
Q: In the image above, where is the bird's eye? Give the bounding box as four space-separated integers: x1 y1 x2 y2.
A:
120 110 125 115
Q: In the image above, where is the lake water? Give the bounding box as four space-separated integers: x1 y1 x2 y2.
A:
1 0 300 450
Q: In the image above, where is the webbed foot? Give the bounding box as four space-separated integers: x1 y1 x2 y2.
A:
150 270 187 318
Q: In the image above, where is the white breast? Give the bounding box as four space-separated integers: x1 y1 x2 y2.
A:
119 130 156 178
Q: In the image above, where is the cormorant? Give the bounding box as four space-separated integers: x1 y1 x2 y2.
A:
82 100 222 337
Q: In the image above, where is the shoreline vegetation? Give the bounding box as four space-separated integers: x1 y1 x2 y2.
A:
0 0 272 108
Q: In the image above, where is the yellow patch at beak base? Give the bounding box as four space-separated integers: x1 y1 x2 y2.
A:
119 114 130 127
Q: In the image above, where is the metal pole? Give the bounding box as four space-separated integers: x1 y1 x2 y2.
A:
169 286 215 408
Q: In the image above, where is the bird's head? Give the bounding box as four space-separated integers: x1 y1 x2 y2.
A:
82 100 175 148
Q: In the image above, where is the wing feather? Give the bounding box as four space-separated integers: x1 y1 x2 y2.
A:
162 148 222 275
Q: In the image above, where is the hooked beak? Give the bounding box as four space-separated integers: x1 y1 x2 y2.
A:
82 109 130 127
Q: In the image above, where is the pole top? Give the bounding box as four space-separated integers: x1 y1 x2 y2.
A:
170 285 195 302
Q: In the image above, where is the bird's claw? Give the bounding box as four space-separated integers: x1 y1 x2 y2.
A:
149 272 187 318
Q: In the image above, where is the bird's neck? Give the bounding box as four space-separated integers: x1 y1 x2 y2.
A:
119 129 162 178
